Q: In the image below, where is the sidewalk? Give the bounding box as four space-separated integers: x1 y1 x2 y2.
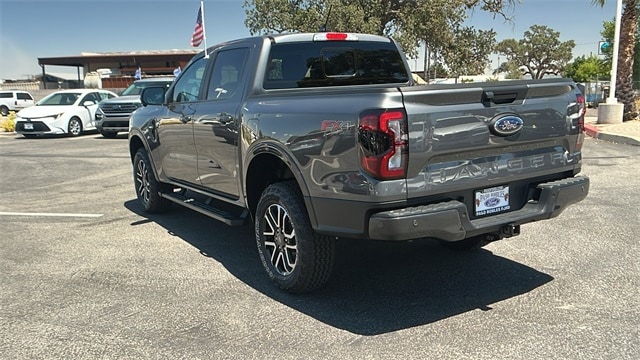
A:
583 108 640 146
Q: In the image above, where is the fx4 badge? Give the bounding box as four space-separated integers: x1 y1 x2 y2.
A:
490 114 524 137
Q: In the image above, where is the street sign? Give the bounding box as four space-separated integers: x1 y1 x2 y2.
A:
599 41 611 55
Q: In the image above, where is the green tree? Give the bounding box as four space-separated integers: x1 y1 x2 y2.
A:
441 27 497 82
593 0 638 121
243 0 516 68
495 25 575 79
564 55 609 83
425 63 449 80
601 19 615 64
602 16 640 89
493 59 523 79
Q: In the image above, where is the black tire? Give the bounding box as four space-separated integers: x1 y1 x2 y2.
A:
0 106 8 116
67 117 83 137
439 234 492 251
133 148 172 213
255 181 335 293
101 131 118 138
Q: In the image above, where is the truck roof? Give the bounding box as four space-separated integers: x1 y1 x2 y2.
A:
268 32 394 44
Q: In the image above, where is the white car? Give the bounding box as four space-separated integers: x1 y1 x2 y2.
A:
15 89 118 137
0 90 35 116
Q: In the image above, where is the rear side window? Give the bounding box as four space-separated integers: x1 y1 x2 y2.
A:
0 93 12 98
97 91 115 101
122 81 173 96
264 41 409 89
207 48 250 100
17 93 33 100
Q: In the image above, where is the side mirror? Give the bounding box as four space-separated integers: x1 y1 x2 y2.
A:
83 100 96 107
141 87 166 106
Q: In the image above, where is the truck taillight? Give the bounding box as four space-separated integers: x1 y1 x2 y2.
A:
576 93 586 117
358 109 408 180
576 94 585 150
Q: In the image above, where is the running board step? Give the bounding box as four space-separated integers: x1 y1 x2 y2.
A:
161 192 248 226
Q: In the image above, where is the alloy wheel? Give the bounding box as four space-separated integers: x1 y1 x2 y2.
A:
135 158 151 205
68 118 82 136
262 203 297 275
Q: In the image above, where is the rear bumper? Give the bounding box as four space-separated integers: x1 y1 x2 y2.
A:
368 175 589 241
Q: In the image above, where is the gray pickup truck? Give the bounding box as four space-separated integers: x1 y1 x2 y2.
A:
129 32 589 293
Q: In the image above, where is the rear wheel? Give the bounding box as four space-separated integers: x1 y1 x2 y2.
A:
67 117 83 136
133 148 171 213
255 181 335 293
0 106 8 116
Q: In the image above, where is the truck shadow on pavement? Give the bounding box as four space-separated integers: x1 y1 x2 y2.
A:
125 200 553 336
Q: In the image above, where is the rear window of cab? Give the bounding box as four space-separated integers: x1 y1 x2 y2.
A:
264 41 409 89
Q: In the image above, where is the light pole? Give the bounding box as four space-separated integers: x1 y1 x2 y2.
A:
607 0 623 104
598 0 624 124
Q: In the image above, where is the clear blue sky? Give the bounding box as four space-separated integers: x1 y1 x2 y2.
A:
0 0 617 80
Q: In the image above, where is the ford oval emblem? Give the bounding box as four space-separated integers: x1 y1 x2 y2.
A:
485 197 501 207
490 114 524 137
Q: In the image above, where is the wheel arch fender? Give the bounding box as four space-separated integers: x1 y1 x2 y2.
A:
128 132 163 183
243 141 314 223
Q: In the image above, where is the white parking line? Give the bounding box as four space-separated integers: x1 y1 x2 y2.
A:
0 212 103 218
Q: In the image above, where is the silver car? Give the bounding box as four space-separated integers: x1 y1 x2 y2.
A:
95 77 173 138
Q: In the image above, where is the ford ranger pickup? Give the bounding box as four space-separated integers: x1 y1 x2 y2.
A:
128 32 589 293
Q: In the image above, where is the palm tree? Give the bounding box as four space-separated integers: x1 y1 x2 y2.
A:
593 0 638 120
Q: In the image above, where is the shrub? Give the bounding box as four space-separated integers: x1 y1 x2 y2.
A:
1 112 16 132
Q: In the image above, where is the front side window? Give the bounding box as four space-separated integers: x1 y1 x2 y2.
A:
172 57 207 103
17 93 33 100
39 92 81 106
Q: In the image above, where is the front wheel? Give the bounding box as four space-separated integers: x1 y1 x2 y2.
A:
100 131 118 138
255 181 335 293
133 148 171 213
67 117 83 137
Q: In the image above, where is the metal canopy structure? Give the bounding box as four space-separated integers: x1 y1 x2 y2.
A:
37 50 200 87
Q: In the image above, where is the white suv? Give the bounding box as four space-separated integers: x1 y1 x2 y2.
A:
0 90 35 116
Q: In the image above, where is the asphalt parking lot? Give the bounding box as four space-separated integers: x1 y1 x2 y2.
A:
0 133 638 359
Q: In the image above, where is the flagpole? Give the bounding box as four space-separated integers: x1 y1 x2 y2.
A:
200 0 208 58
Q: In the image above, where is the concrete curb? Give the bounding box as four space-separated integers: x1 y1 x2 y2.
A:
584 123 640 146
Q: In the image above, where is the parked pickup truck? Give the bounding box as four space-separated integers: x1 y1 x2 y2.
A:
129 32 589 293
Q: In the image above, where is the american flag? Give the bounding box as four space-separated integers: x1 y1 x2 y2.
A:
190 7 204 47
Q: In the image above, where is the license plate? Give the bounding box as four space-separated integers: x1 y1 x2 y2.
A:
474 185 510 216
24 123 33 130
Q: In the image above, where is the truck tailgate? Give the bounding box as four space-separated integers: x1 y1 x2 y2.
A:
400 79 584 215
